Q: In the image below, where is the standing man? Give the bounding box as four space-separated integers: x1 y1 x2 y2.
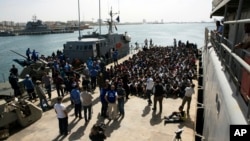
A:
122 72 130 100
82 75 91 92
181 83 195 115
42 72 52 100
54 96 69 136
9 73 21 97
117 84 126 117
54 73 65 97
105 84 118 120
9 64 18 76
112 49 118 66
35 80 51 112
100 80 110 118
32 49 38 62
152 78 164 113
26 48 31 61
70 84 82 119
144 38 148 47
81 86 93 123
23 74 37 101
82 65 90 79
150 38 153 47
90 67 98 92
146 74 154 106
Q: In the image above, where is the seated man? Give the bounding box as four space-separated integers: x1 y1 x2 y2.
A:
169 83 180 98
164 106 186 124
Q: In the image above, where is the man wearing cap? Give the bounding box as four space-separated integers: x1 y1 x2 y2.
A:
35 80 51 111
23 74 37 101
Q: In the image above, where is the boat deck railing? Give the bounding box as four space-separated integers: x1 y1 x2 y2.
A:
205 23 250 123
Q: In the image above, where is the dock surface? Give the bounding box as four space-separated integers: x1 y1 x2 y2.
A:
2 53 198 141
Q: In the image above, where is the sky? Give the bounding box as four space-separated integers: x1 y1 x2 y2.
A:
0 0 214 23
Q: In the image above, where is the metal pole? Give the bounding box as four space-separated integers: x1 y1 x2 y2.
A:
224 19 250 24
2 73 5 83
99 0 101 34
78 0 81 40
232 0 244 46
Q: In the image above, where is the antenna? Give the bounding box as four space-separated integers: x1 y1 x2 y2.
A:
32 15 37 22
118 0 120 14
107 7 119 34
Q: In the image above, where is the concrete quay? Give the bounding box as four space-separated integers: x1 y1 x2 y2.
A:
2 53 198 141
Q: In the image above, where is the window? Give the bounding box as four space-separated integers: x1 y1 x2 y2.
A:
215 93 220 115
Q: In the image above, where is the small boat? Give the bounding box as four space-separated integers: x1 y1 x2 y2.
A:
0 31 16 36
197 0 250 141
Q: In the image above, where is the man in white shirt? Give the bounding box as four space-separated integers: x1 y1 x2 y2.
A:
146 74 154 105
54 96 69 136
181 84 195 115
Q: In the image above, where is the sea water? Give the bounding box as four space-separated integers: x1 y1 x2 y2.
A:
0 23 214 82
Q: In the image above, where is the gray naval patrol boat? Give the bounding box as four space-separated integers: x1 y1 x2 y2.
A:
196 0 250 141
63 9 131 62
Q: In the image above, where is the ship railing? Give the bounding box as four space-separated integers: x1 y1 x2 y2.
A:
208 19 250 122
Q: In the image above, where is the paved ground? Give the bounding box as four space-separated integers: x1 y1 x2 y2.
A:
1 53 198 141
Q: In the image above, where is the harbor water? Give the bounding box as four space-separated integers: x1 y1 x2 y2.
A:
0 23 214 82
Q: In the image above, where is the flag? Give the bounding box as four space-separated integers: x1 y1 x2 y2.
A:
116 16 120 22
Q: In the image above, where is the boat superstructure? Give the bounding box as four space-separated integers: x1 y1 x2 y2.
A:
63 32 130 62
197 0 250 141
63 7 131 62
20 16 51 35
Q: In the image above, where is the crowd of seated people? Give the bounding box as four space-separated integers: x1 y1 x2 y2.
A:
94 41 198 101
35 39 198 103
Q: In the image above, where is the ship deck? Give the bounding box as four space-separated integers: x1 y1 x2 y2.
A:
1 52 198 141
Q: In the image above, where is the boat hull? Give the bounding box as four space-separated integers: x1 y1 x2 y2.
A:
200 46 248 141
